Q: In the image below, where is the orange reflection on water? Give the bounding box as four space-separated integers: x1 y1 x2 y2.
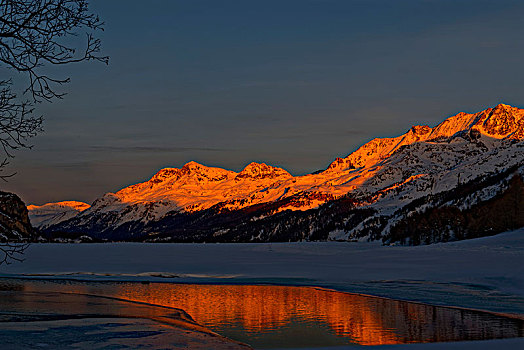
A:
111 284 423 345
17 281 524 346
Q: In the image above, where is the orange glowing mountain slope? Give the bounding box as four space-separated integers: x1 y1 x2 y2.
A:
31 104 524 243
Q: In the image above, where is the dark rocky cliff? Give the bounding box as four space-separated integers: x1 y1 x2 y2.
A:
0 191 36 242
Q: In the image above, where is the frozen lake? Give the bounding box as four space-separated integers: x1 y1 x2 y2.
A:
0 278 522 349
1 228 523 315
0 228 523 348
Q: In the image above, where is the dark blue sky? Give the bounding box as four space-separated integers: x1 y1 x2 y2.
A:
4 0 524 204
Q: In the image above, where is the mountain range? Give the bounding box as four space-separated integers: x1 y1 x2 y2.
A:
29 103 524 244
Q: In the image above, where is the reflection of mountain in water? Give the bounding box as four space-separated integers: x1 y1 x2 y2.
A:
42 281 524 346
0 280 250 349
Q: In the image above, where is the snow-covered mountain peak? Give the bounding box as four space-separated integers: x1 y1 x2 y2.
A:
325 157 355 172
181 160 205 172
40 103 524 241
328 104 524 171
236 162 292 180
178 161 235 182
150 168 180 184
147 162 237 186
408 125 432 136
428 111 476 140
476 103 524 139
28 201 91 229
28 201 91 212
428 104 524 140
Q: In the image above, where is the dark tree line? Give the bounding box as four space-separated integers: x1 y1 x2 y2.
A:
386 174 524 245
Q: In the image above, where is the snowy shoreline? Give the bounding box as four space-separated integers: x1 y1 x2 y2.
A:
2 228 523 315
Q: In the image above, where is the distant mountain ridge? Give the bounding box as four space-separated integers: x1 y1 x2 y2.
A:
28 201 90 230
32 104 524 244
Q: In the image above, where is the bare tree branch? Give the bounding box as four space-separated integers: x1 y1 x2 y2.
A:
0 0 108 101
0 0 107 163
0 0 107 265
0 241 28 265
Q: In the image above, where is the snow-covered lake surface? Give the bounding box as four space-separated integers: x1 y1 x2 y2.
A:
2 228 523 314
0 228 523 349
